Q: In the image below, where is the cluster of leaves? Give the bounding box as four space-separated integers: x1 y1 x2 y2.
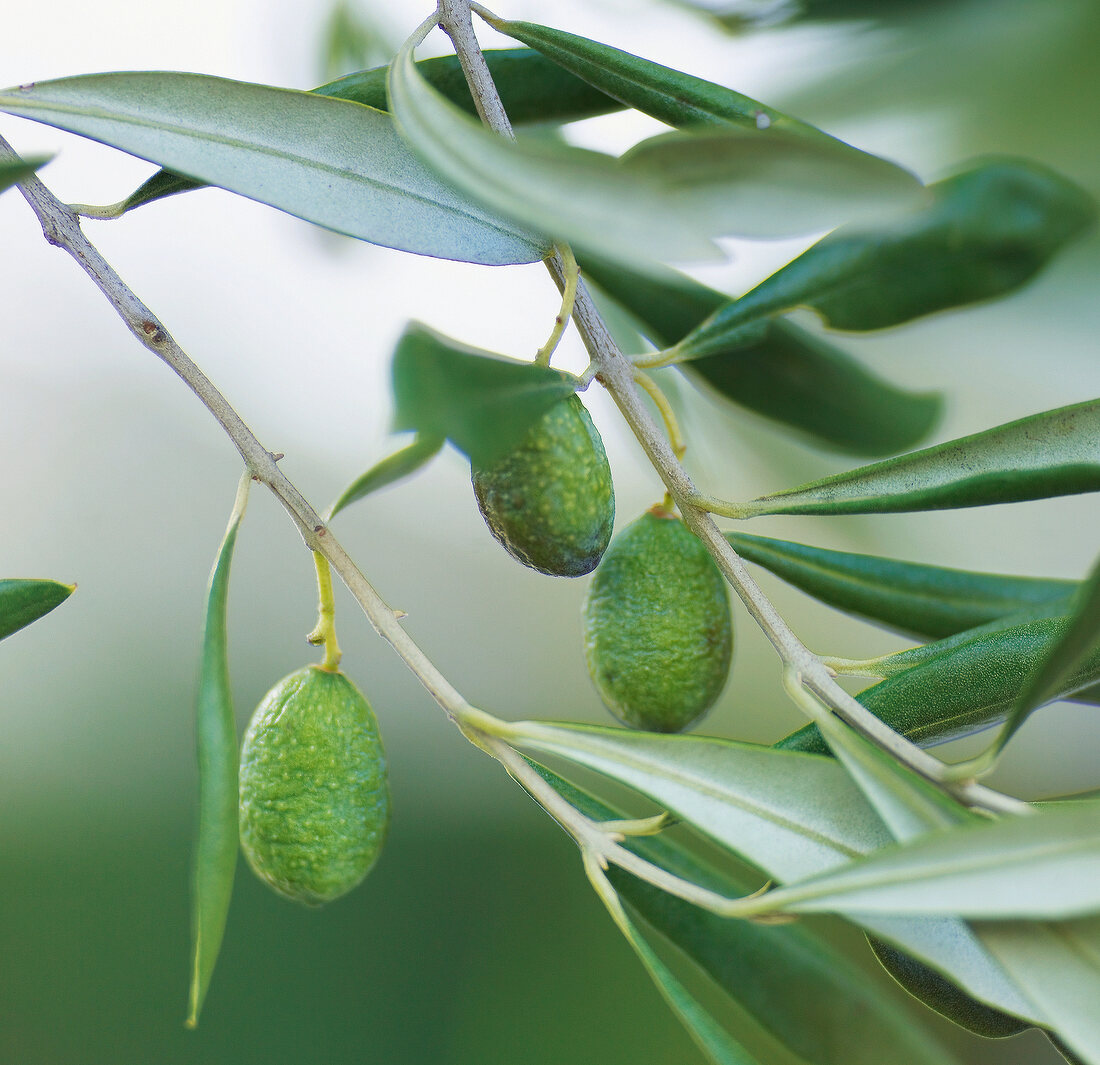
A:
2 6 1099 1064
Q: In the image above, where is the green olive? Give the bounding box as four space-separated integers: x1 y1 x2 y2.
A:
583 509 732 732
472 395 614 577
238 665 390 906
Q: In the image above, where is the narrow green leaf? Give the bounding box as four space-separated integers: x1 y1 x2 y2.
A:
996 552 1100 751
581 256 941 455
978 917 1100 1065
0 578 75 641
117 50 622 215
387 34 920 270
753 804 1100 920
588 864 763 1065
675 160 1097 357
738 399 1100 517
390 322 578 467
778 611 1100 754
727 531 1075 639
186 473 250 1028
480 16 839 139
0 155 49 193
529 763 960 1065
327 434 444 520
508 720 1040 1022
0 73 547 265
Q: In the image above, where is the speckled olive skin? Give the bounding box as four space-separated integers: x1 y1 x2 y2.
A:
583 510 732 733
239 666 389 906
472 395 614 577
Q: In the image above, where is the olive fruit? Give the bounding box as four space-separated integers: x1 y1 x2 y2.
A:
583 509 732 732
471 395 614 577
868 938 1030 1038
239 665 390 906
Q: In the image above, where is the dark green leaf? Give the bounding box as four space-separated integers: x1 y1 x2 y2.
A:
187 474 249 1028
0 73 547 265
390 323 578 467
0 155 49 193
116 50 621 214
777 612 1100 754
580 256 940 456
530 761 960 1065
737 399 1100 517
726 531 1076 639
996 552 1100 752
0 578 74 641
327 434 444 520
479 16 835 140
675 159 1097 358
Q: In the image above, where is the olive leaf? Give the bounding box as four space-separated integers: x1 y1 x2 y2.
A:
727 531 1076 639
778 612 1100 754
390 322 578 467
187 472 249 1028
743 802 1100 920
735 398 1100 517
0 155 49 193
327 434 444 520
673 159 1097 359
0 73 547 266
531 760 962 1065
977 916 1100 1065
506 720 1043 1023
993 551 1100 753
581 255 941 456
115 50 621 215
0 578 74 641
386 31 920 270
478 15 836 140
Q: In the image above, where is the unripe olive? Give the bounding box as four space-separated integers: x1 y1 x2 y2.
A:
583 509 732 732
239 665 389 906
471 395 614 577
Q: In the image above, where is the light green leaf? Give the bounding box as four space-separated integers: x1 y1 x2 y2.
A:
674 159 1097 357
751 804 1100 920
0 155 49 193
387 33 920 269
507 721 892 882
116 49 622 215
390 323 579 467
508 720 1041 1023
778 610 1100 755
727 531 1076 639
737 399 1100 518
328 434 444 520
581 254 942 456
531 763 960 1065
0 577 74 641
996 552 1100 752
187 473 249 1028
0 72 547 265
977 916 1100 1065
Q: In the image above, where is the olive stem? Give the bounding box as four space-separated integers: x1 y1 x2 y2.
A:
534 243 578 367
441 1 1029 819
307 551 343 672
632 369 687 461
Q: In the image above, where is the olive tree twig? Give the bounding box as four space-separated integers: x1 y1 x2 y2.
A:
436 0 1028 818
0 130 753 918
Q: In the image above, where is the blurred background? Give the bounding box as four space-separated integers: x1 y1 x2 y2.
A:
1 0 1098 1061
